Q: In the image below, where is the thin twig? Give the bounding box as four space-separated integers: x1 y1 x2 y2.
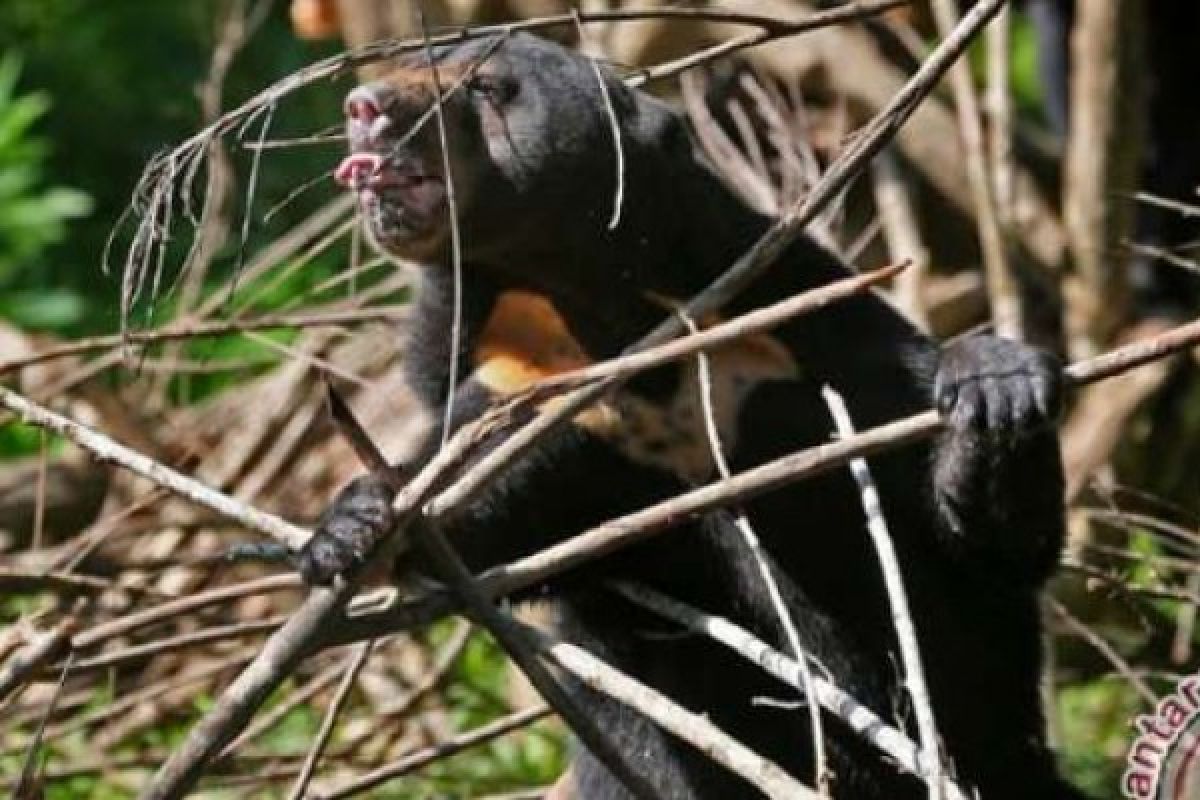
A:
612 582 971 800
820 385 944 800
871 154 929 330
73 574 300 650
67 616 287 675
335 316 1200 649
286 638 375 800
680 309 829 795
1049 598 1157 706
417 7 468 452
0 617 78 705
0 386 309 550
521 622 819 800
0 307 407 376
624 0 911 88
930 0 1019 340
316 706 552 800
573 10 626 230
1132 191 1200 218
527 262 906 398
13 653 73 799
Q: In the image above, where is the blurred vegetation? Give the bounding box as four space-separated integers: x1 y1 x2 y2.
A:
0 55 92 330
0 0 345 336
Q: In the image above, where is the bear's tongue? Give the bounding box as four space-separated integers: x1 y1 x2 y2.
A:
335 153 436 193
335 152 383 188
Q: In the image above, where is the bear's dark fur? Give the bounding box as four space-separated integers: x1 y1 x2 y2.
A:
300 33 1083 800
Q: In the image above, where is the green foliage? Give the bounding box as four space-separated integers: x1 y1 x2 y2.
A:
0 1 346 335
1059 678 1141 799
0 54 91 329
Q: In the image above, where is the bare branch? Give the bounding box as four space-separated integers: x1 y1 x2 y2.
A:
316 705 552 800
286 638 374 800
681 308 830 795
613 582 971 800
336 315 1200 649
930 0 1020 340
0 307 407 376
820 385 944 800
522 621 820 800
0 386 310 551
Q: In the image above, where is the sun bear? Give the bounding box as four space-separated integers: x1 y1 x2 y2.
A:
298 33 1083 800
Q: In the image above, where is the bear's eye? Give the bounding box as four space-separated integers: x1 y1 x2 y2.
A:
466 74 518 104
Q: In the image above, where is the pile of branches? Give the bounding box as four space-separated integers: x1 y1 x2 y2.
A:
3 1 1200 798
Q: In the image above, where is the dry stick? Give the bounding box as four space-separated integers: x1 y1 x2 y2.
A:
1132 191 1200 219
0 617 78 705
930 0 1019 340
67 616 287 675
286 638 375 800
623 0 911 88
326 379 662 800
573 9 626 230
682 309 830 795
985 4 1015 229
871 155 930 331
14 653 73 798
0 307 407 376
521 622 819 800
1065 1 1145 351
223 661 345 757
86 574 297 641
20 657 252 754
0 569 130 596
528 262 906 397
423 0 1012 525
612 582 971 800
317 705 552 800
417 8 468 453
32 430 47 551
0 386 309 551
73 574 300 650
820 385 943 800
335 314 1200 649
1048 599 1157 706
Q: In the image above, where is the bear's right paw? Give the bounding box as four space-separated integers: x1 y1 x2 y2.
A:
296 474 396 585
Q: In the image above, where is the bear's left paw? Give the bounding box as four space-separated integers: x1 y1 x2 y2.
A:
934 336 1062 442
296 474 397 586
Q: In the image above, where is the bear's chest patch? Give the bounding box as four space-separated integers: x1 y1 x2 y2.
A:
471 290 798 483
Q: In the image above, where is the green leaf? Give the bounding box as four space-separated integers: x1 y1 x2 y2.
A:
0 287 86 329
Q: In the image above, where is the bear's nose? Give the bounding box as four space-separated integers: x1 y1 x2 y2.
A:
344 86 383 124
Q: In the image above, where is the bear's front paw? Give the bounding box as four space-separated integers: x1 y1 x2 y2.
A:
296 474 396 585
934 336 1062 442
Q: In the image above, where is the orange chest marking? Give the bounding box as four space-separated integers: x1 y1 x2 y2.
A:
473 290 593 394
470 290 800 483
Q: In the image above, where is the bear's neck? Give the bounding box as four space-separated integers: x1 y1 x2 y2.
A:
464 161 772 358
404 157 774 408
